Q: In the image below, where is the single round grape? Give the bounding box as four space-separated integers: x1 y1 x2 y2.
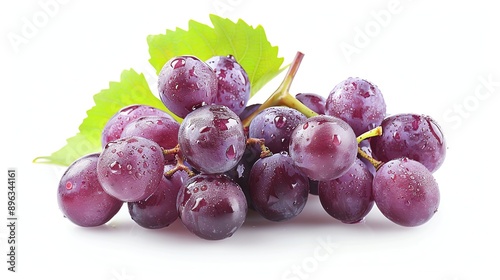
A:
178 104 246 174
101 104 173 148
121 116 180 163
373 157 440 227
295 93 326 114
370 113 446 172
177 174 248 240
325 77 386 136
128 166 188 229
249 152 310 222
97 136 164 202
248 106 307 153
58 153 123 227
158 55 218 118
206 55 250 116
289 115 358 181
318 158 374 224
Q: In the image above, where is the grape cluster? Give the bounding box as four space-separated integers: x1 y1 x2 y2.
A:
57 53 446 240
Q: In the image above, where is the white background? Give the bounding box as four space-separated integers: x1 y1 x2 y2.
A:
1 0 499 279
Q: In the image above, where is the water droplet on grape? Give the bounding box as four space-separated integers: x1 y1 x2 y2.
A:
226 145 236 160
171 57 186 69
274 115 287 128
109 161 122 174
213 118 230 131
303 122 309 129
333 135 341 146
65 181 73 190
200 126 211 133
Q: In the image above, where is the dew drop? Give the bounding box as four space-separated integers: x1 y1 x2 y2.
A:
117 151 124 157
65 181 73 190
171 57 186 69
109 161 122 174
302 122 309 129
333 135 341 146
274 115 287 128
226 145 236 160
200 126 211 133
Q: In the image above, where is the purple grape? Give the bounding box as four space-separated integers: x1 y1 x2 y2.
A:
101 104 173 148
373 157 440 227
249 152 310 222
127 166 188 229
295 93 326 114
178 104 246 174
370 113 446 172
238 103 262 121
121 116 180 163
325 77 386 136
318 158 374 224
289 115 358 181
206 55 250 116
97 136 164 202
225 143 262 209
308 179 319 195
158 55 218 118
177 174 248 240
58 153 123 227
248 106 307 153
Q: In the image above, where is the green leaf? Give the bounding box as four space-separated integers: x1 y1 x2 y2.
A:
33 69 174 166
147 14 286 96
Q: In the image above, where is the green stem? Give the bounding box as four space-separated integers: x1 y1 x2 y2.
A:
242 51 317 127
356 126 383 143
357 147 383 170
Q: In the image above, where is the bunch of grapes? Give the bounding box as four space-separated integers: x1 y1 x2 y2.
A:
57 52 446 240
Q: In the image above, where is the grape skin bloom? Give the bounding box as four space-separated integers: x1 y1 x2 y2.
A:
97 136 164 202
289 115 358 181
177 174 248 240
58 153 123 227
178 104 246 174
373 157 440 227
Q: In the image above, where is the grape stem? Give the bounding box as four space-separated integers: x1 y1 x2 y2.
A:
356 126 384 170
242 51 318 128
357 147 383 170
356 126 383 143
246 137 273 158
163 145 196 177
